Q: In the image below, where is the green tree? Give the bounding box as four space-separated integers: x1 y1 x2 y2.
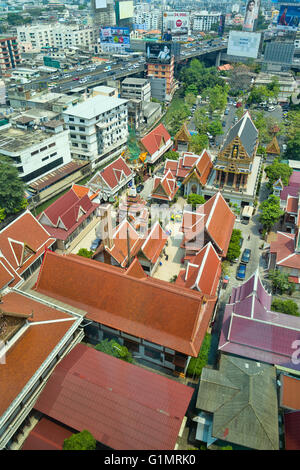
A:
271 298 299 316
95 338 133 363
186 333 211 377
77 248 93 258
190 134 209 154
259 195 284 231
0 208 5 221
63 430 96 450
265 159 293 188
185 85 198 97
268 270 295 296
0 156 27 216
194 108 210 134
247 86 271 105
207 84 228 113
267 77 280 99
208 120 223 137
226 229 242 262
187 193 205 209
163 151 180 161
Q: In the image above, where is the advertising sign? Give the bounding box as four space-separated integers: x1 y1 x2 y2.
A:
163 11 190 34
118 0 134 20
227 30 261 58
277 5 300 31
95 0 107 9
243 0 261 32
146 42 172 64
100 27 130 52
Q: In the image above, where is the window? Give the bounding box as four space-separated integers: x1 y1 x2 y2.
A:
79 127 85 131
31 150 39 156
50 152 57 157
40 146 47 152
80 119 85 123
70 134 76 138
42 156 49 161
80 135 86 140
69 125 75 130
49 142 55 148
82 144 87 149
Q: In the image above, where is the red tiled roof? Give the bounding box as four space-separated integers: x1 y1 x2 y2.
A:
286 196 298 214
22 418 73 450
124 257 147 279
140 123 171 156
33 343 193 450
0 258 16 289
270 232 300 270
152 169 178 201
284 412 300 450
141 222 168 263
281 375 300 410
164 159 178 179
195 150 213 186
97 157 133 190
202 192 235 256
176 243 221 297
40 189 96 232
105 219 143 267
0 211 54 278
35 251 210 356
72 184 99 201
0 291 77 417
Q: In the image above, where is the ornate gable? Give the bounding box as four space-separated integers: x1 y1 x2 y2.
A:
266 136 280 155
175 123 192 143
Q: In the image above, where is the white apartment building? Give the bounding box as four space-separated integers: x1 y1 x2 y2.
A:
192 11 221 31
63 95 128 169
0 122 71 184
133 9 162 31
17 24 95 52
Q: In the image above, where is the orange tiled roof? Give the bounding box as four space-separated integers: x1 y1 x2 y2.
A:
286 195 298 214
0 211 55 279
270 232 300 270
281 375 300 410
141 222 168 264
140 123 171 156
35 251 211 357
0 291 77 417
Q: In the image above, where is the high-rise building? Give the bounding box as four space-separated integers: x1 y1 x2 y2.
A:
91 0 116 29
0 36 21 75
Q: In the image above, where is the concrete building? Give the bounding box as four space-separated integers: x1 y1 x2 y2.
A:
0 122 71 184
63 94 128 169
17 24 95 53
192 11 221 31
255 72 297 102
91 0 116 28
0 36 21 75
147 56 175 99
121 77 151 102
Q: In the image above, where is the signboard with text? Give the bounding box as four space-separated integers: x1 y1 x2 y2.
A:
163 11 190 34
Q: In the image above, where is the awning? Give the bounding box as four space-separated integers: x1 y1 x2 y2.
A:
242 205 254 218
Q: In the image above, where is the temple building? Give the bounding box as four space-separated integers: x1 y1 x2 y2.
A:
214 111 258 190
174 123 191 152
202 112 262 208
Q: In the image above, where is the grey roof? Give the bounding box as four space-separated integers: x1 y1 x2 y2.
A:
63 95 128 119
220 111 258 158
196 355 279 450
122 77 149 86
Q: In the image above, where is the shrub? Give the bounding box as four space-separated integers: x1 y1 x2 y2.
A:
271 298 299 316
186 333 211 377
63 430 96 450
77 248 93 258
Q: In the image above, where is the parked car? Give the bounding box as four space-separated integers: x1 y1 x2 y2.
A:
268 106 275 111
224 108 229 115
239 237 244 248
222 121 226 127
90 238 101 251
236 263 246 280
241 248 251 264
73 77 79 81
136 184 144 193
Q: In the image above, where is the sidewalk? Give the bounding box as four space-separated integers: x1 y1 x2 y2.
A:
153 220 184 282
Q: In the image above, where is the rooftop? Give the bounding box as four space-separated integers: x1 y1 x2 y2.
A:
0 126 59 153
122 77 149 86
64 94 128 119
35 251 210 357
0 291 79 418
33 343 194 450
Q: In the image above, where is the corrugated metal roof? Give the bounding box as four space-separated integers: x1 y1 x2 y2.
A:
34 344 193 450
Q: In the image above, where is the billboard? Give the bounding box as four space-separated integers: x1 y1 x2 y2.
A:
243 0 261 32
118 0 134 20
95 0 107 8
277 5 300 31
163 11 190 34
227 30 261 58
146 42 172 64
100 27 130 52
264 41 295 65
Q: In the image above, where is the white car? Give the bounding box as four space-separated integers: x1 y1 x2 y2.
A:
268 106 275 111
